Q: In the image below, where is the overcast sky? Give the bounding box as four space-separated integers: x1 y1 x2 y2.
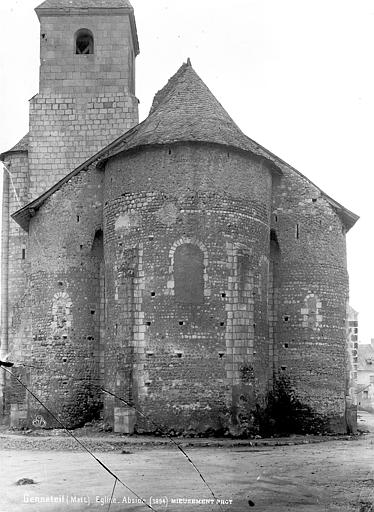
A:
0 0 373 342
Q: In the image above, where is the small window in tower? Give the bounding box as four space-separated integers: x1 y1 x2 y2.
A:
21 248 26 260
75 29 94 55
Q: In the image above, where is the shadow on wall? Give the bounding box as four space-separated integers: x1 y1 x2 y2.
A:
239 373 333 437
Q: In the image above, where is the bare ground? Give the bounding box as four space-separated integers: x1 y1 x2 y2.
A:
0 411 374 512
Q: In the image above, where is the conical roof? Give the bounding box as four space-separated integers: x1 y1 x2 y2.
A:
114 61 268 158
36 0 133 9
11 61 359 234
0 133 29 159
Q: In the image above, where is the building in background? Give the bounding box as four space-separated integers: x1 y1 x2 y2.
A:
346 305 358 432
0 0 359 435
357 340 374 412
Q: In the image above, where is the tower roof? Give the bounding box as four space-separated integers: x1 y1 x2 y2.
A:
0 133 29 160
11 62 359 233
108 61 271 158
36 0 133 9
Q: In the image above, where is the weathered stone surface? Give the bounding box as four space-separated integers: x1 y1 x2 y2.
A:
0 2 358 435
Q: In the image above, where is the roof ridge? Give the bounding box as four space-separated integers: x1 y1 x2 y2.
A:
36 0 133 10
149 62 190 115
10 63 359 234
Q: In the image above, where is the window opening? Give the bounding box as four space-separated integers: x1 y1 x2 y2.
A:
75 29 94 55
174 243 204 304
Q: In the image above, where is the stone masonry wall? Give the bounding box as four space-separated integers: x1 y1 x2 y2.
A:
24 165 104 427
28 13 138 200
104 143 274 434
0 152 31 414
271 163 349 431
0 7 139 424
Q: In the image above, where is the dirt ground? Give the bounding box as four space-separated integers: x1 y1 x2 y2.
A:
1 411 374 512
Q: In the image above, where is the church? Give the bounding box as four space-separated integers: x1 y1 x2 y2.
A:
0 0 358 435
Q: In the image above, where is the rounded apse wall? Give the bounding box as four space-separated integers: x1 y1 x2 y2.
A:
103 142 274 433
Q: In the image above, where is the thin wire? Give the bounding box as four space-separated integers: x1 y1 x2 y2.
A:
354 383 371 394
2 367 156 512
2 163 21 206
107 478 118 512
4 358 223 510
1 163 46 258
1 163 221 508
101 387 223 511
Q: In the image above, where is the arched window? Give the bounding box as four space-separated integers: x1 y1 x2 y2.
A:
75 29 94 55
174 243 204 304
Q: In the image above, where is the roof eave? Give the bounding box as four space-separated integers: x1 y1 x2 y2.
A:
0 149 28 161
320 193 359 232
97 139 283 174
11 122 142 231
242 137 359 232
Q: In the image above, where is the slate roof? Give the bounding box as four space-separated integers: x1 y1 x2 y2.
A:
109 61 272 159
11 61 359 232
36 0 133 9
0 133 29 159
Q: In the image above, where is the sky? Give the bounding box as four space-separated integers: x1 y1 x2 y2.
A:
0 0 373 342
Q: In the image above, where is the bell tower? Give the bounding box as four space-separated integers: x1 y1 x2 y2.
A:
29 0 139 200
0 1 139 421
